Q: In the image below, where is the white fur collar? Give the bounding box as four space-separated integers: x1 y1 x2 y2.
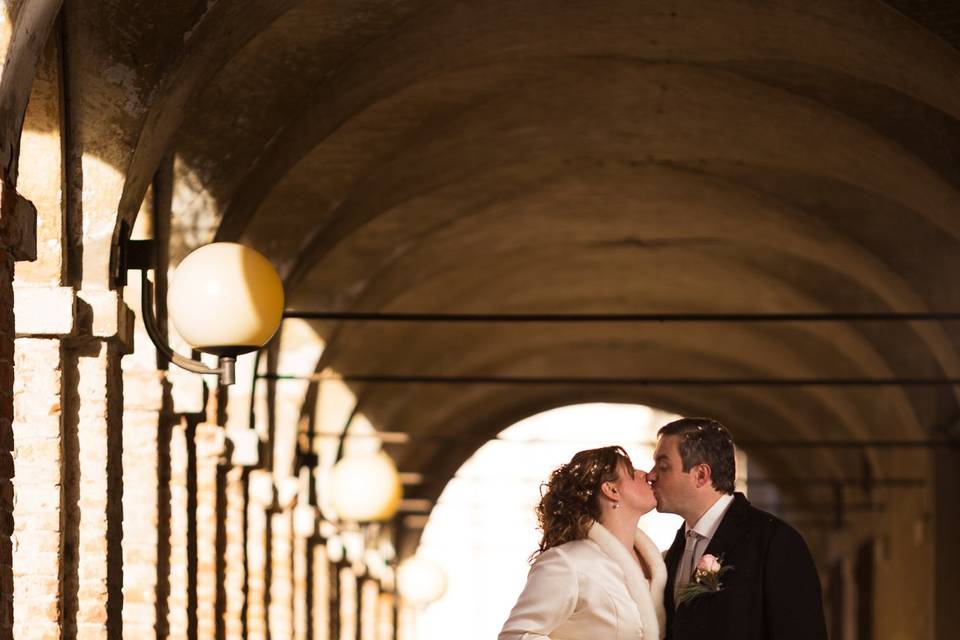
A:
588 522 667 639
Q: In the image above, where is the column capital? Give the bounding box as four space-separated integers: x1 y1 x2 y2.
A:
76 289 136 352
14 286 75 337
14 286 137 352
195 422 227 460
248 470 276 509
226 427 261 467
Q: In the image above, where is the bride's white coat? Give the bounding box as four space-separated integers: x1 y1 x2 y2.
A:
499 523 667 640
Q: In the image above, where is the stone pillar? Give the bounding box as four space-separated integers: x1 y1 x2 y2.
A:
195 421 226 640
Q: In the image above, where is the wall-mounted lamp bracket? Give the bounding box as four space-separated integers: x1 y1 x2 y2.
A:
120 234 236 385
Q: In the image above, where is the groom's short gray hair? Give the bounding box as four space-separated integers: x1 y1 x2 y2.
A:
657 417 736 494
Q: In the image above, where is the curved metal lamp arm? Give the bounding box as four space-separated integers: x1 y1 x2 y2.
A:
140 269 235 385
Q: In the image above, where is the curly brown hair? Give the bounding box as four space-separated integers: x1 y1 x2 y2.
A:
532 446 633 559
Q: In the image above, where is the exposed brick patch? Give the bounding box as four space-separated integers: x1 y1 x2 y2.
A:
11 337 64 640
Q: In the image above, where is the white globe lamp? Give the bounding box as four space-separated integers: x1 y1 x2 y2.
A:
397 556 447 606
330 451 402 522
168 242 284 356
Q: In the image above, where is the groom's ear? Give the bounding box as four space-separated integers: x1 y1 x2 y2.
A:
694 463 713 488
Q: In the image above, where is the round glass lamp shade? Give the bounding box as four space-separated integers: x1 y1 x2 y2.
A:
330 451 402 522
167 242 284 356
397 556 447 606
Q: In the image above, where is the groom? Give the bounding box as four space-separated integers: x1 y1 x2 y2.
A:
647 417 827 640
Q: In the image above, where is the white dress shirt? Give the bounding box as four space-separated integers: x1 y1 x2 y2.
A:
676 492 735 586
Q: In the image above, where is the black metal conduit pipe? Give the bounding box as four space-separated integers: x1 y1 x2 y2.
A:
258 372 960 386
282 311 960 322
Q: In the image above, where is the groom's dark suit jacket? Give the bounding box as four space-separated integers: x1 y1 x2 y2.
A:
664 493 827 640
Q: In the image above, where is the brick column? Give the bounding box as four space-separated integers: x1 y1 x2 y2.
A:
376 592 395 640
396 603 415 640
195 422 226 640
74 339 125 639
338 566 357 640
310 541 330 640
1 177 39 640
359 578 379 640
294 528 309 640
10 288 75 635
120 367 170 637
11 338 64 638
223 464 247 639
269 509 294 639
166 416 192 639
246 469 274 640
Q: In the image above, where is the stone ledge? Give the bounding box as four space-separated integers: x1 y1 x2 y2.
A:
14 287 139 351
0 186 37 262
248 471 276 508
226 427 261 467
76 290 135 353
195 423 227 459
13 286 75 337
169 365 205 415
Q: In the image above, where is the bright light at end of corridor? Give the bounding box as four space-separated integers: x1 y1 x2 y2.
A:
413 403 692 640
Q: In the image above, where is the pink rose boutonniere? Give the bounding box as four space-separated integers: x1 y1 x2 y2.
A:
677 554 734 606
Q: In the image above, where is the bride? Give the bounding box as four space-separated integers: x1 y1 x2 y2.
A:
499 445 666 640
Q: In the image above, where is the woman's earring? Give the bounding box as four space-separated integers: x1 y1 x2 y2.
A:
612 502 620 510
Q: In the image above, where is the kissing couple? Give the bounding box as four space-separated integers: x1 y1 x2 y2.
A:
499 417 828 640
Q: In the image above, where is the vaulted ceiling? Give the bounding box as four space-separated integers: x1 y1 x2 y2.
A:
64 0 960 508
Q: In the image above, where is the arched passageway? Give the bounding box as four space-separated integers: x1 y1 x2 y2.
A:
0 1 957 638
